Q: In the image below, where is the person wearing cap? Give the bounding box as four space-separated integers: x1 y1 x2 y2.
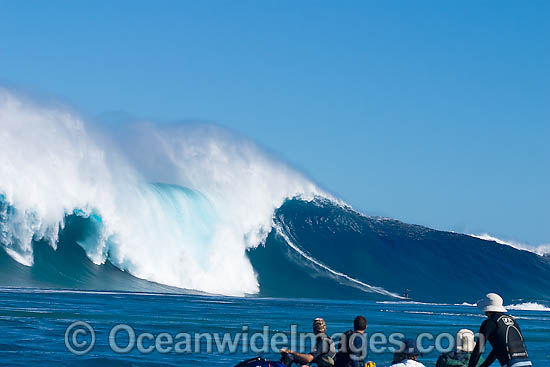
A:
280 318 336 367
334 316 368 367
391 338 425 367
468 293 531 367
436 329 484 367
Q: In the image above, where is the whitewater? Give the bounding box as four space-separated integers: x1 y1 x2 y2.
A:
0 88 328 296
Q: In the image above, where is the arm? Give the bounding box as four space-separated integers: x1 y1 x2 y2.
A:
280 349 314 364
468 320 494 367
468 338 485 367
479 350 496 367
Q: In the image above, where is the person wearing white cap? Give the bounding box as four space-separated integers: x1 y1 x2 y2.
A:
435 329 484 367
468 293 531 367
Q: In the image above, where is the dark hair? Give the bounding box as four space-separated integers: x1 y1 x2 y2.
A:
393 353 418 363
392 352 405 364
353 316 367 331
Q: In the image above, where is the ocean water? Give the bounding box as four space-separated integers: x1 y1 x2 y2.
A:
0 288 548 367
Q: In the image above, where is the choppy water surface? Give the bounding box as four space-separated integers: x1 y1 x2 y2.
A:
0 288 548 366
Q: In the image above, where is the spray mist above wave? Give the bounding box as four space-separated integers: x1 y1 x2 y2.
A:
0 88 325 295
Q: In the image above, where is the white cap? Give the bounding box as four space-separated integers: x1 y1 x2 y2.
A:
457 329 475 352
477 293 507 313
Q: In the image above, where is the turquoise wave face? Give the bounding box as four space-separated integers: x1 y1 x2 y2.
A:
0 183 216 294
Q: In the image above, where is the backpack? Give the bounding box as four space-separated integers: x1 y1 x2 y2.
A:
313 334 336 367
494 314 529 361
334 330 355 367
435 352 469 367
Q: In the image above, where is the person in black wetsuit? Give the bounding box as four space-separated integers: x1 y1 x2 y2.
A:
334 316 367 367
468 293 531 367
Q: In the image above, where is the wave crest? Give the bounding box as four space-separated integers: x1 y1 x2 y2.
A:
469 233 550 256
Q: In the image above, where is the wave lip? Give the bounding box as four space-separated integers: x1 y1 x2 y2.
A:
469 233 550 256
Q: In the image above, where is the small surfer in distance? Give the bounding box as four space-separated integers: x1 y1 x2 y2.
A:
402 289 411 299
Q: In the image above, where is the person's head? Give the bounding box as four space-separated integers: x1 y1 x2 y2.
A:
393 352 418 363
313 318 327 335
476 293 507 316
395 338 421 362
456 329 475 353
392 352 405 364
353 316 367 333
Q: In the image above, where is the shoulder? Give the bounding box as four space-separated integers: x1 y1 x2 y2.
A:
391 361 425 367
316 333 334 348
319 333 334 343
480 318 497 332
316 333 329 341
351 331 364 345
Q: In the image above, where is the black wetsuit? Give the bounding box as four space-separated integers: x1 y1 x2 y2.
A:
468 313 530 367
334 330 365 367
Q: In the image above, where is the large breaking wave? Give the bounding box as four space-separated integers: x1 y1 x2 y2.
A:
1 89 549 303
0 89 326 296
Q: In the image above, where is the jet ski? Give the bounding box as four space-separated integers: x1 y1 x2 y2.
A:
234 356 288 367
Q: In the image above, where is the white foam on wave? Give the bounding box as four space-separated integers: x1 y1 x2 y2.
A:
454 302 476 307
469 233 550 256
0 287 187 297
0 88 327 296
377 300 445 305
506 302 550 312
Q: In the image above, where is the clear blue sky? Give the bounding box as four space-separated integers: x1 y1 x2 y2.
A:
1 1 548 244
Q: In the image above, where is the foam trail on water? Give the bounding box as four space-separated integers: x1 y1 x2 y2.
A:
273 223 402 298
0 88 326 296
506 303 550 312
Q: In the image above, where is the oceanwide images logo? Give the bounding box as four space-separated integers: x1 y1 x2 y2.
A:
64 321 484 356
